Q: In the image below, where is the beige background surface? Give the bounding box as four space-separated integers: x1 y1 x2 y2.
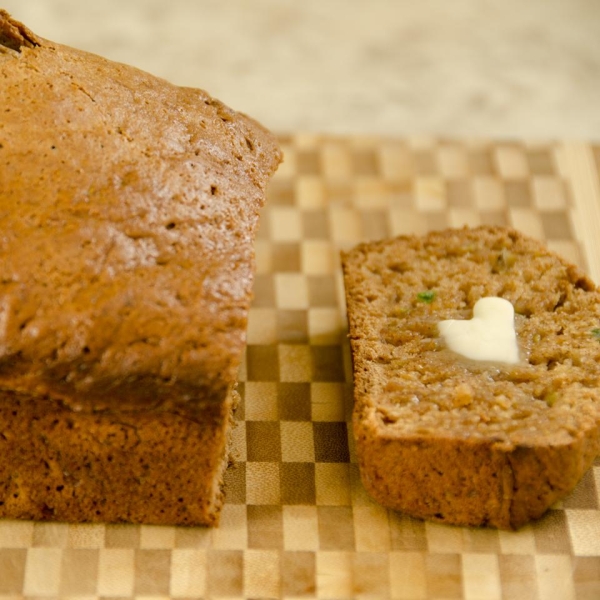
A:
2 0 600 139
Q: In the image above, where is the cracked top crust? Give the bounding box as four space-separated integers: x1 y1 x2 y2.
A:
0 11 282 411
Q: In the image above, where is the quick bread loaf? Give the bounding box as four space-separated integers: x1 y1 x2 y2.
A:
342 226 600 529
0 11 281 525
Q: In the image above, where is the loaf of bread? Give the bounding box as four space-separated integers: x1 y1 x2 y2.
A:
342 226 600 529
0 11 281 525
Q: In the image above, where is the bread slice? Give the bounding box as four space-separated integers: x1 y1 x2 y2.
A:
342 226 600 529
0 11 281 525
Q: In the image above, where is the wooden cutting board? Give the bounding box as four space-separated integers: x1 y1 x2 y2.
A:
1 135 600 599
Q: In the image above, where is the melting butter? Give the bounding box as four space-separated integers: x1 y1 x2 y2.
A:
438 297 519 364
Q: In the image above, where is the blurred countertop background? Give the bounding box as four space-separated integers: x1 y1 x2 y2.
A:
3 0 600 140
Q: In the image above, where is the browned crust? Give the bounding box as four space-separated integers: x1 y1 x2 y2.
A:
0 12 282 412
0 388 238 525
0 10 40 52
354 399 600 529
0 12 281 525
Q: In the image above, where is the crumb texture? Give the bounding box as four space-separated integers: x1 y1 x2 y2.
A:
342 225 600 528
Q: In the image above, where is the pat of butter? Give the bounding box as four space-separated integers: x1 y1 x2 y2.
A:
438 297 519 364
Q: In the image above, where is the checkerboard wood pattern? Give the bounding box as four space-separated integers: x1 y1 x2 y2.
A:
1 136 600 599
